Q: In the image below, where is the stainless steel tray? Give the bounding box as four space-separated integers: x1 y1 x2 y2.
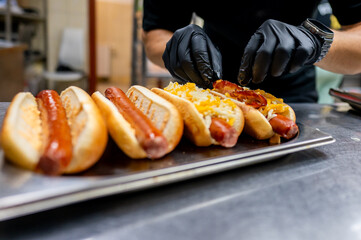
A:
0 123 335 221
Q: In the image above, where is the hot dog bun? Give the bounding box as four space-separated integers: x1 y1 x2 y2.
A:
244 101 296 140
60 86 108 173
0 86 108 174
152 82 244 147
211 80 297 141
126 85 183 152
1 92 42 170
210 90 274 140
91 85 183 159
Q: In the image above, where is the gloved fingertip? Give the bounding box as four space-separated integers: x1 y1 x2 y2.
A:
238 69 250 86
270 69 282 78
252 75 264 84
214 70 222 81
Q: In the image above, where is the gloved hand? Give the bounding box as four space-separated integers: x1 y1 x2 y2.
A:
162 24 222 88
238 19 323 85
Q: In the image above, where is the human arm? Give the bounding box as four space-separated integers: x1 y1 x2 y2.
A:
315 22 361 75
142 29 172 68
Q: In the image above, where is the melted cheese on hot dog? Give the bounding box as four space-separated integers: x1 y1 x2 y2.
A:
164 82 238 128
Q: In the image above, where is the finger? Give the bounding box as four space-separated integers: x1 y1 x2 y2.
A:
190 33 214 87
166 28 198 82
206 36 223 80
169 32 206 87
238 33 262 86
252 33 277 84
289 40 314 73
162 27 197 82
167 38 192 82
162 39 177 77
180 47 208 87
270 36 295 77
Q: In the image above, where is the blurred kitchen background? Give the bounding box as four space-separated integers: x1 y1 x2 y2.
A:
0 0 360 102
0 0 171 102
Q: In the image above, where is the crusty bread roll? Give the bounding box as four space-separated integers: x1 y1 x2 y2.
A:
0 86 108 174
91 85 183 159
152 82 244 147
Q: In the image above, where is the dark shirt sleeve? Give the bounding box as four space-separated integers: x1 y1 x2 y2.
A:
328 0 361 25
143 0 194 32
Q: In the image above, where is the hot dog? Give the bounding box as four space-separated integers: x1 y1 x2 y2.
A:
268 114 299 140
0 86 108 175
209 117 239 147
211 80 299 142
36 90 73 175
92 85 183 159
151 82 244 147
105 87 168 159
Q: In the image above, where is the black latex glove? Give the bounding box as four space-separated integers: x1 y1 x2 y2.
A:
238 19 322 85
162 24 222 89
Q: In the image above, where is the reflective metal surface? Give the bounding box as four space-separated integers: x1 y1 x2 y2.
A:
1 103 361 240
0 101 334 221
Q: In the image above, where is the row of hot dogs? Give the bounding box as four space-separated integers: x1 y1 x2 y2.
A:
0 80 298 175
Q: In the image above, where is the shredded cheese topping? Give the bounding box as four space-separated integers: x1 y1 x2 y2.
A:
253 89 289 119
164 82 237 127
